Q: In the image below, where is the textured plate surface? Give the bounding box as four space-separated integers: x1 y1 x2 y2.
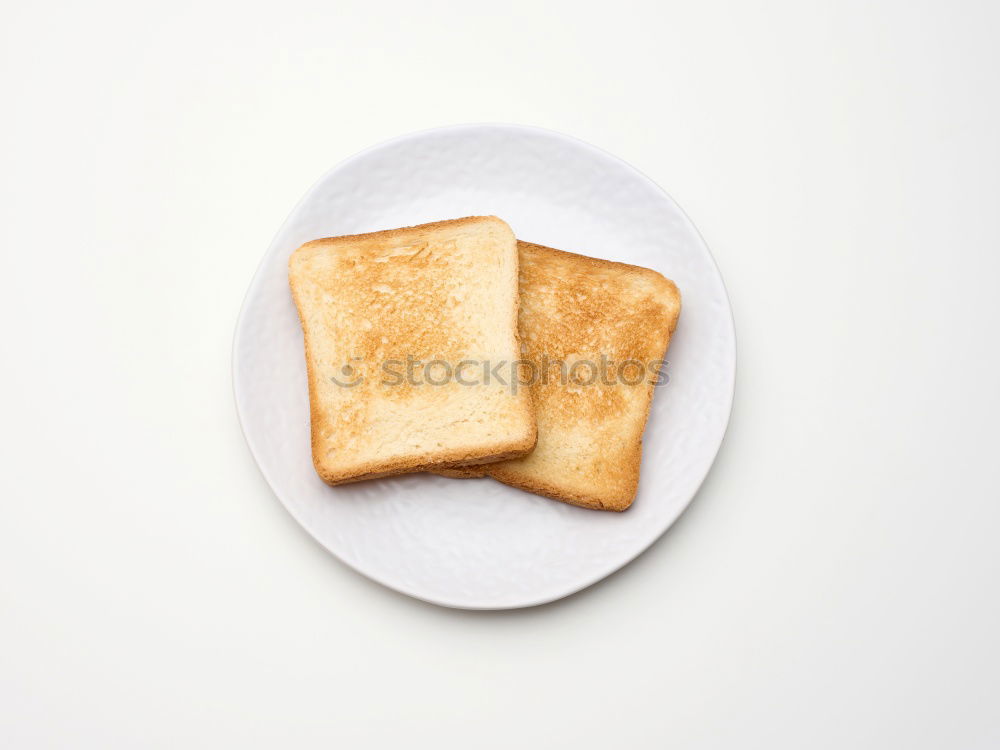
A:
233 124 735 609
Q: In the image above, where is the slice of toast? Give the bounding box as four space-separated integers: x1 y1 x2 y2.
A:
436 241 680 511
289 217 536 485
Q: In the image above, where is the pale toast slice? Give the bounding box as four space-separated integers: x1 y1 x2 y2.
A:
289 217 536 485
436 241 681 511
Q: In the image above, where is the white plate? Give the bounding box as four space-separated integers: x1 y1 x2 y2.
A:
233 124 735 609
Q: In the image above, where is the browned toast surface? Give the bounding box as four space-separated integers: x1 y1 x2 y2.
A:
289 217 536 485
437 241 681 511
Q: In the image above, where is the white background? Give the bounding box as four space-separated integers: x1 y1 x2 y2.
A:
2 1 998 747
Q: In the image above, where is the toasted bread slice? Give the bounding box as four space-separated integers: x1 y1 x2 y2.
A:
436 241 680 511
289 217 536 485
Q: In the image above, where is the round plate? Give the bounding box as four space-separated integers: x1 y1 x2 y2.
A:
233 124 735 609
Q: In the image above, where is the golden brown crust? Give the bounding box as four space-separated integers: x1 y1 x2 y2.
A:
430 466 489 479
315 443 530 486
289 217 536 486
294 216 507 252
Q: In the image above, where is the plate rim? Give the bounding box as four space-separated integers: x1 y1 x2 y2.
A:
232 122 737 609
